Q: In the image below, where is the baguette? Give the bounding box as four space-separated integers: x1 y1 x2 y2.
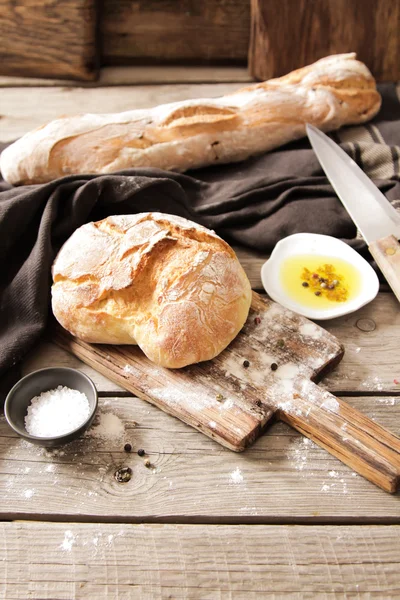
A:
0 53 381 186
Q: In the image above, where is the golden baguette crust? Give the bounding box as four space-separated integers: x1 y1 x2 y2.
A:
51 213 252 368
1 53 381 186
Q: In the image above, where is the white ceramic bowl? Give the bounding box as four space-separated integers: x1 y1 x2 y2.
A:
261 233 379 320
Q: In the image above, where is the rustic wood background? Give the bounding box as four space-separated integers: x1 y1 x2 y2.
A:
249 0 400 81
0 0 398 81
101 0 250 65
0 0 98 81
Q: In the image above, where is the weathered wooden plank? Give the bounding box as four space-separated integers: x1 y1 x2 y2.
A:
249 0 400 82
0 0 98 81
0 395 399 521
21 293 400 395
0 66 252 88
101 0 250 65
0 83 244 141
322 293 400 394
1 522 400 599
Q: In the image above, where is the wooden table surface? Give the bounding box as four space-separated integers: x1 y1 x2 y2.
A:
1 70 400 599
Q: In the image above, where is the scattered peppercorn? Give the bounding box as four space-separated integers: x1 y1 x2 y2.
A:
254 316 261 325
144 459 151 468
137 449 145 457
255 399 262 407
320 282 327 289
302 282 309 287
315 291 321 296
312 273 319 279
277 339 285 349
270 362 278 371
124 443 132 453
216 393 224 401
243 360 250 368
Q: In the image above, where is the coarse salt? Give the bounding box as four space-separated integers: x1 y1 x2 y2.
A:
24 385 90 437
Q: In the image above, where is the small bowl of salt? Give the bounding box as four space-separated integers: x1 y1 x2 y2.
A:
4 367 98 447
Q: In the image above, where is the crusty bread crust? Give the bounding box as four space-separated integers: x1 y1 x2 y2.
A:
1 53 381 186
51 213 252 368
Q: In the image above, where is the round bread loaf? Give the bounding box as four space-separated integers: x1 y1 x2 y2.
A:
51 213 252 368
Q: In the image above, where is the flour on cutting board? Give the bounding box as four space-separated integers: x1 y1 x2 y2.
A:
152 384 216 412
123 364 136 376
320 396 340 413
299 322 323 339
219 353 277 388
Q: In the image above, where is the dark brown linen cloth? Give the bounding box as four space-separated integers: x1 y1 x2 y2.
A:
1 83 400 390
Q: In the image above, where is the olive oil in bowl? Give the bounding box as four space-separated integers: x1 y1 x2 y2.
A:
260 233 379 320
280 255 362 310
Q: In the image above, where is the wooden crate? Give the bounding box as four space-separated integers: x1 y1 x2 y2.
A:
0 0 98 81
249 0 400 82
101 0 250 65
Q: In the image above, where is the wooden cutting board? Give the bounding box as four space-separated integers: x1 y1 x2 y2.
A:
53 292 400 493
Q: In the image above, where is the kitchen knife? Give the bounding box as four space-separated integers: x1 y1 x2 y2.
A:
306 123 400 302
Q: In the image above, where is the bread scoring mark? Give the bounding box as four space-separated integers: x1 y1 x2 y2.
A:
161 105 237 128
49 123 153 175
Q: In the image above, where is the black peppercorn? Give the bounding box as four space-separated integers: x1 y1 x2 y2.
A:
243 360 250 368
124 443 132 453
315 291 321 296
137 449 145 457
271 362 278 371
302 282 309 287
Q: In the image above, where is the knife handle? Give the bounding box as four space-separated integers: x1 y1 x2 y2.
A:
369 235 400 303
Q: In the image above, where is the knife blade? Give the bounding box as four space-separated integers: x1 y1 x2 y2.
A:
306 123 400 302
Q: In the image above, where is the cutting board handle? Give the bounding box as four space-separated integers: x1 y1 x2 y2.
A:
279 380 400 493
